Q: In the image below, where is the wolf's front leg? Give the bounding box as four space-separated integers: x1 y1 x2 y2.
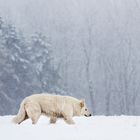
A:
50 113 57 124
64 116 75 124
62 106 75 125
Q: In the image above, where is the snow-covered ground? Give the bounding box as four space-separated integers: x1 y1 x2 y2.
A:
0 116 140 140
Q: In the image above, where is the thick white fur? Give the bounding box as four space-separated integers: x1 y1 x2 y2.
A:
13 93 90 124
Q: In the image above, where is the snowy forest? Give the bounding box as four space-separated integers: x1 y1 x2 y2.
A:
0 0 140 115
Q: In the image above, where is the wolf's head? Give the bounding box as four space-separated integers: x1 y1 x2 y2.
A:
79 100 92 117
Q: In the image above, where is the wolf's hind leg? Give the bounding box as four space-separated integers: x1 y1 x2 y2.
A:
25 102 41 124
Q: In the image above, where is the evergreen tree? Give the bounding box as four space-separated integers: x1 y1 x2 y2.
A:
28 32 60 92
0 18 61 115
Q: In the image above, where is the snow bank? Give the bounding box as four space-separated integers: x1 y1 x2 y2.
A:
0 116 140 140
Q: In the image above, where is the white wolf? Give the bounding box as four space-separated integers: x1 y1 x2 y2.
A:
13 93 91 124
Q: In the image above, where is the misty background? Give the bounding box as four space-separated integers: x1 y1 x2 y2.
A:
0 0 140 115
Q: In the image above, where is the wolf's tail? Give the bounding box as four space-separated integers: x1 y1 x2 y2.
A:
12 101 26 124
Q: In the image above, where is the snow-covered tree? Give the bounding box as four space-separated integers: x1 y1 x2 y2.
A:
0 18 61 114
28 32 60 92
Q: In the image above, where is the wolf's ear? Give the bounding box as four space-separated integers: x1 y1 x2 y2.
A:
80 100 85 108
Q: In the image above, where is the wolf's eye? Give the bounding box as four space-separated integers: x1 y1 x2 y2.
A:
85 109 87 111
